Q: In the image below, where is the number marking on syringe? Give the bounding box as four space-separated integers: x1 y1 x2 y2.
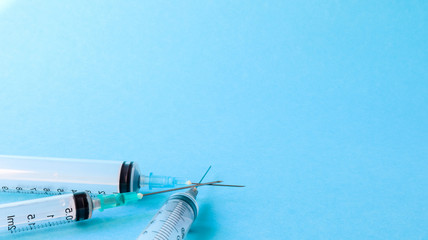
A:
5 210 75 234
3 204 76 234
7 215 16 231
9 220 74 234
1 185 110 196
27 214 36 228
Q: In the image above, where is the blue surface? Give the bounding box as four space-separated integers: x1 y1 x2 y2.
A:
0 1 427 239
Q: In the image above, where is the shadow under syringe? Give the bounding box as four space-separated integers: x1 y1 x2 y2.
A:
186 199 219 240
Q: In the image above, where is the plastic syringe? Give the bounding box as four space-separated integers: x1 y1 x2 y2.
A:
0 155 188 196
0 181 224 236
136 167 234 240
0 191 142 236
137 188 199 240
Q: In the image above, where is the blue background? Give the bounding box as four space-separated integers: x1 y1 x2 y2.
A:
0 1 427 239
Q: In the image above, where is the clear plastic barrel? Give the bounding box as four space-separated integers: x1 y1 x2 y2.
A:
0 155 123 196
0 155 189 196
137 189 198 240
0 194 78 236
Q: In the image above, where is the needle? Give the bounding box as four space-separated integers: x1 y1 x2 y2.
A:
191 183 245 187
143 180 222 196
198 165 212 184
143 166 244 197
194 166 244 187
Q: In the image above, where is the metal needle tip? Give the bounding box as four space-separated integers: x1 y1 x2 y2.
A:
143 180 223 197
198 166 212 184
191 183 245 187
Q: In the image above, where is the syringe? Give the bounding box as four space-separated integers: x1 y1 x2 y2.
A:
0 155 188 196
137 166 213 240
137 188 199 240
0 181 223 236
0 191 143 236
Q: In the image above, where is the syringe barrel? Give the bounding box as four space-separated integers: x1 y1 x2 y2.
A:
137 190 199 240
0 155 141 196
0 192 92 235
